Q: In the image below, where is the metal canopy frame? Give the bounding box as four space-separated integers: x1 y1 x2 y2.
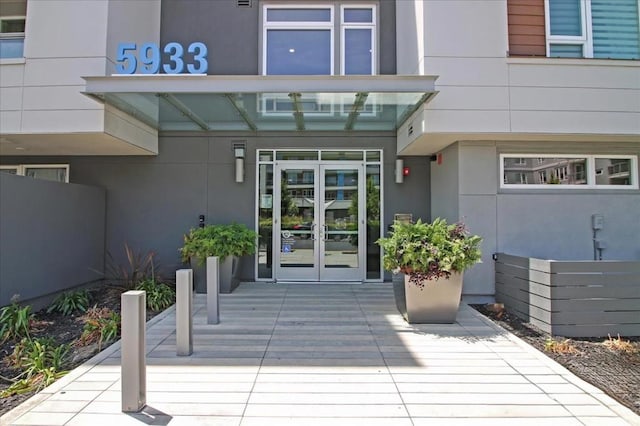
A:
83 75 438 132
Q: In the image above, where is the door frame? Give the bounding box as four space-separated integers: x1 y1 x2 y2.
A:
318 162 366 281
255 149 384 283
272 161 365 282
273 162 320 281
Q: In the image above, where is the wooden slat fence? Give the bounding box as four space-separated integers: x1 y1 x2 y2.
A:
495 253 640 337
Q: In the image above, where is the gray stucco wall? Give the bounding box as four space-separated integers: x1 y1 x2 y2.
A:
161 0 259 74
430 142 459 222
4 133 429 282
431 140 640 299
0 174 105 308
160 0 396 75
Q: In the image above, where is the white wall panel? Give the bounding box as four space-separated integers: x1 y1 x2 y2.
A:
21 110 104 133
510 111 640 134
0 111 21 133
509 62 640 89
0 87 23 110
510 87 640 112
22 86 101 111
427 86 509 111
396 0 424 75
424 109 510 133
0 64 24 87
424 0 508 58
424 57 508 86
104 106 158 154
24 0 108 58
23 58 108 86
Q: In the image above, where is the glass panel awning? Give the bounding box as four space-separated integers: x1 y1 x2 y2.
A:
83 75 437 132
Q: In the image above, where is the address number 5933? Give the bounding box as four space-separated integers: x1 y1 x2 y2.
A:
115 42 208 75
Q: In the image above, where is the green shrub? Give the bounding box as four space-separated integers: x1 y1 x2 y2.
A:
136 279 175 312
47 289 91 316
0 299 33 342
377 218 482 288
77 306 121 350
1 337 69 397
180 223 258 265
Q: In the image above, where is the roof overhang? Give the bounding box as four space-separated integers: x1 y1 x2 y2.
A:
83 75 438 132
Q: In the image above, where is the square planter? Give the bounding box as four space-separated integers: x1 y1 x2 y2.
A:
191 256 240 294
393 272 464 323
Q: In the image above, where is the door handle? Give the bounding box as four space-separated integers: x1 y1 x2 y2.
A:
311 223 316 241
324 224 329 241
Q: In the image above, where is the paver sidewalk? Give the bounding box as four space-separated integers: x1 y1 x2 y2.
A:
2 283 639 425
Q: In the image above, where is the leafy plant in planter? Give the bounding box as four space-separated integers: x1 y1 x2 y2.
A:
377 218 482 323
179 223 258 293
378 218 482 288
179 223 258 264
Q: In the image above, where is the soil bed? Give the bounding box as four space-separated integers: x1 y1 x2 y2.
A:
0 285 164 417
472 304 640 416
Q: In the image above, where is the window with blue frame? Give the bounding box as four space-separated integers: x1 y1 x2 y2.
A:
263 4 376 75
0 17 25 59
546 0 640 59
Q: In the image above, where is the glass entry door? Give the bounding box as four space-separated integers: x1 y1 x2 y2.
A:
274 162 364 281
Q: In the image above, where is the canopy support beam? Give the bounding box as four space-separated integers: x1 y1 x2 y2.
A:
344 92 369 131
288 92 305 131
158 93 210 131
224 94 258 132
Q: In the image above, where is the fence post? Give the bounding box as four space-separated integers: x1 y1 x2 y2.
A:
121 290 146 413
176 269 193 356
207 256 220 324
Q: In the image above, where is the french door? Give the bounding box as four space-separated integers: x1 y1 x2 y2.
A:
273 162 365 281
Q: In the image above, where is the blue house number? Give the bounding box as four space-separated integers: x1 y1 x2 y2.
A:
116 42 208 74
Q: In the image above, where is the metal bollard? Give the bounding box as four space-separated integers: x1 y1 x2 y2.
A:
176 269 193 356
121 290 146 413
206 256 220 324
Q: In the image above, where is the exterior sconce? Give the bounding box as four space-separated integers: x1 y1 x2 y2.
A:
395 158 404 184
234 143 245 183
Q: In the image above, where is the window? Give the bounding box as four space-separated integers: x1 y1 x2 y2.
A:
500 154 637 189
341 5 375 75
0 164 69 183
0 17 25 59
546 0 640 59
263 6 334 75
263 4 376 75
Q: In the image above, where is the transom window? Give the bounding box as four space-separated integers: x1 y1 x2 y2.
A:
263 4 376 75
545 0 640 59
500 154 637 189
0 17 26 59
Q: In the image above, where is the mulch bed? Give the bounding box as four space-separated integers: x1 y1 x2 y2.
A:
472 304 640 416
0 285 162 417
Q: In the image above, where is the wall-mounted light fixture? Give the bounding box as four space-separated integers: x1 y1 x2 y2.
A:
233 142 246 183
395 158 404 184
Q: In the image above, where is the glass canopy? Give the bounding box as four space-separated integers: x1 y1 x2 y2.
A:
83 75 437 132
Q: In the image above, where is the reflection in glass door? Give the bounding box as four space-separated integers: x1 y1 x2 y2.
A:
274 165 319 281
273 162 364 281
320 165 364 281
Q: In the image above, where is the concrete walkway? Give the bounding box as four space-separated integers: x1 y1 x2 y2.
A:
2 283 639 426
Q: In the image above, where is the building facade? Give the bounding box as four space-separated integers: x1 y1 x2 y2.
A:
1 0 639 305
